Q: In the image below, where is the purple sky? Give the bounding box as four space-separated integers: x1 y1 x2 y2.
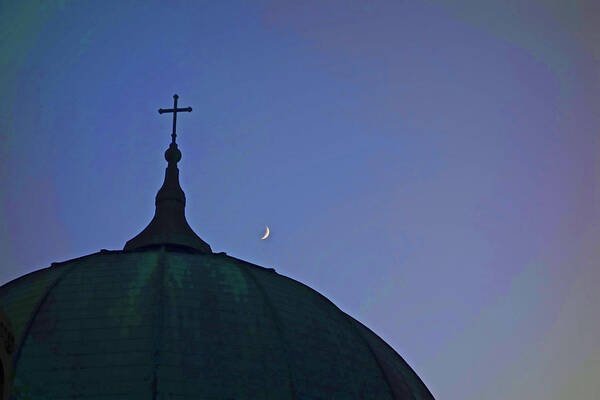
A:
2 1 599 398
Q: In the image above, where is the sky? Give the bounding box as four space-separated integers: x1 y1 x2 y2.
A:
1 0 599 398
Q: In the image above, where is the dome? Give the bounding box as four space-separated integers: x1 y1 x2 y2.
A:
0 247 433 399
0 95 434 399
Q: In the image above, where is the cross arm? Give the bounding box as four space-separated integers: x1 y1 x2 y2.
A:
158 107 193 114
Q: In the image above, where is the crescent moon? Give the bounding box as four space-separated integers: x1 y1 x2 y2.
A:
261 226 270 240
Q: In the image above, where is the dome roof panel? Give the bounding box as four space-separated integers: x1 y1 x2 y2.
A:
0 263 69 352
7 251 160 398
240 257 395 399
160 251 294 398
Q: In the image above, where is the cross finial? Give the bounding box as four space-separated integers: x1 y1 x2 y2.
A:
158 94 192 144
124 94 211 254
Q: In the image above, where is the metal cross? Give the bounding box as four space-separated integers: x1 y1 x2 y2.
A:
158 94 192 144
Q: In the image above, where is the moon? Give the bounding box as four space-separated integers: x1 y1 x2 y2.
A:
261 226 270 240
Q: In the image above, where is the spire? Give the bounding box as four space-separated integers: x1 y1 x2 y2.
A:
124 94 212 253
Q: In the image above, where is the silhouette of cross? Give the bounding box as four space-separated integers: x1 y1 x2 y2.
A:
158 94 192 144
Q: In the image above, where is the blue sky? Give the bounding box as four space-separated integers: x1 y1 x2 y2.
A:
2 1 599 398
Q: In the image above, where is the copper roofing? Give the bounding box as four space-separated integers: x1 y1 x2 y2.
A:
0 247 434 399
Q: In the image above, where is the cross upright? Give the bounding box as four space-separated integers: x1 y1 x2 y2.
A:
158 94 192 144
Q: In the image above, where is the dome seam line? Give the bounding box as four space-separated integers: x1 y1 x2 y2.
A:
11 262 81 373
346 315 436 399
232 261 299 400
151 246 167 400
340 313 414 400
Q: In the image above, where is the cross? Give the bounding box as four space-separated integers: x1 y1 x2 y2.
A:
158 94 192 144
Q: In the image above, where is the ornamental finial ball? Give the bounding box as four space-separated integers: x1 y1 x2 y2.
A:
165 143 182 164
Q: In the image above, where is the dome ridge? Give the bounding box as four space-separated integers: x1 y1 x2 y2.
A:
232 257 298 397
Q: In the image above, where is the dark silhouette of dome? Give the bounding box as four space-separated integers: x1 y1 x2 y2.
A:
0 95 434 399
0 248 433 399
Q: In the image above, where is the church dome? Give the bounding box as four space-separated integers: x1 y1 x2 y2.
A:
0 95 434 399
0 247 433 399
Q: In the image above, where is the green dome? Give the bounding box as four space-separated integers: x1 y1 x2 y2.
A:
0 246 433 399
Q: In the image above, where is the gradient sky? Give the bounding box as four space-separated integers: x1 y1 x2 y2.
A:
2 1 599 398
